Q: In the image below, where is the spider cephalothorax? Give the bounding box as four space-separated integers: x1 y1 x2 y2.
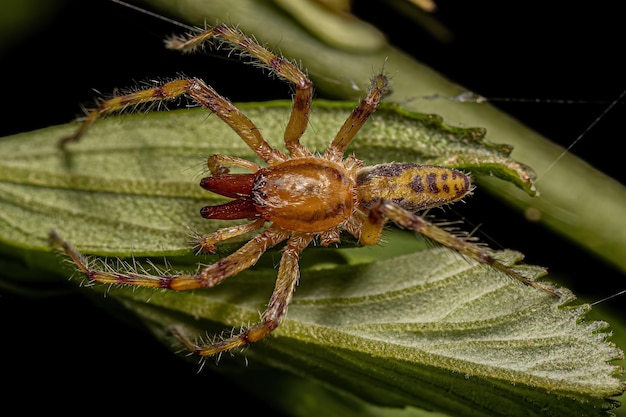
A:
51 23 557 358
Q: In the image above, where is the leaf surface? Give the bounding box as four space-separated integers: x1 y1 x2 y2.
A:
0 102 535 254
0 102 623 416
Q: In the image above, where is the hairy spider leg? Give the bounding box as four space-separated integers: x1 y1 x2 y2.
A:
184 79 286 164
176 234 314 356
327 74 392 158
59 78 192 148
362 200 560 297
60 77 284 164
194 219 266 254
49 226 290 291
207 154 261 175
51 227 310 356
165 23 313 158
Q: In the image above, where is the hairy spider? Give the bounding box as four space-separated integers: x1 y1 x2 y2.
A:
50 23 558 357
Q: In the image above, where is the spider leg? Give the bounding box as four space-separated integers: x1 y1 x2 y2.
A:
185 78 285 163
207 154 261 175
49 226 290 291
326 74 391 159
61 77 286 164
60 78 193 148
361 200 560 297
176 233 314 357
195 219 266 253
165 24 313 158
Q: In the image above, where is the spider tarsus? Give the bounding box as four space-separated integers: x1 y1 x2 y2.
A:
169 325 201 353
170 324 252 358
490 260 561 298
58 136 74 149
370 73 392 99
49 230 90 275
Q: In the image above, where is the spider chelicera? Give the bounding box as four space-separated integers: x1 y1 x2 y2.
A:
50 23 558 358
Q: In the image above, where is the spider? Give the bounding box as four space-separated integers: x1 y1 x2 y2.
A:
50 23 558 358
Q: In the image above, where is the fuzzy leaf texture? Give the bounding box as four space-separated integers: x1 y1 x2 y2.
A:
0 102 623 416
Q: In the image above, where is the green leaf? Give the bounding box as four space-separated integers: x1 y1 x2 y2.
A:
109 246 622 415
0 101 536 256
2 0 625 415
0 102 623 416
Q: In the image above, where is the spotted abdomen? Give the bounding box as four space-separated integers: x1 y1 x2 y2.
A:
356 163 472 211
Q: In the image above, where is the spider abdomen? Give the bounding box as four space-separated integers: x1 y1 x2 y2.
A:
356 163 472 211
252 158 354 232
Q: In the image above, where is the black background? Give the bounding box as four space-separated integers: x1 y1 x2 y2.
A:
2 0 623 413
